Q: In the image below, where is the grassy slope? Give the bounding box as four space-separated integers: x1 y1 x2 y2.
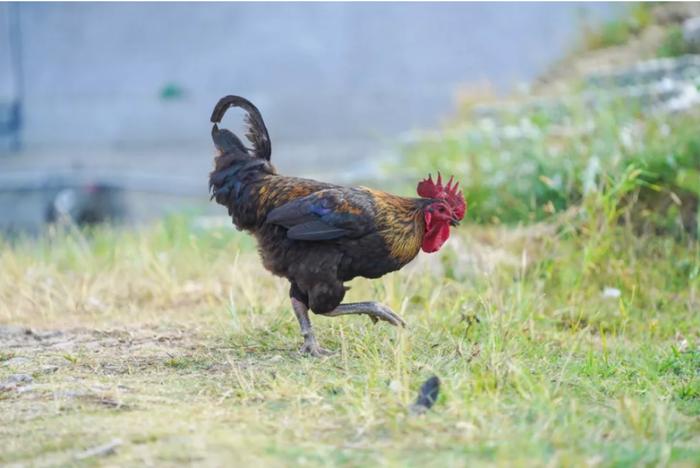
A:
1 212 698 466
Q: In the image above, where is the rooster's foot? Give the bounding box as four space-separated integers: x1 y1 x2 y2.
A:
325 302 406 327
300 338 332 357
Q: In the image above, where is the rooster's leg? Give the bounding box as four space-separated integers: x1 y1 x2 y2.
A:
323 302 406 327
291 297 331 357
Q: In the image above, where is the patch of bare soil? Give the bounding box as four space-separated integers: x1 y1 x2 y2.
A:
0 324 229 419
1 325 200 369
0 324 242 464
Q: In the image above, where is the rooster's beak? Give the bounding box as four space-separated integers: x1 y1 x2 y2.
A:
450 218 460 227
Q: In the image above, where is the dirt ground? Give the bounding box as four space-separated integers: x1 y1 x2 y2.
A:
0 323 246 465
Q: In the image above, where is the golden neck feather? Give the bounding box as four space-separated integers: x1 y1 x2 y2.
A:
364 188 425 264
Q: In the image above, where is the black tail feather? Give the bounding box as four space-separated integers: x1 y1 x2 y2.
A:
211 124 248 155
210 95 271 161
409 376 440 415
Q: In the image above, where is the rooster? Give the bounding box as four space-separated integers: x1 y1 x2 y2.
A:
209 96 466 356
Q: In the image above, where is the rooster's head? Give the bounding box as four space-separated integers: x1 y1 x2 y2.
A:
417 173 466 253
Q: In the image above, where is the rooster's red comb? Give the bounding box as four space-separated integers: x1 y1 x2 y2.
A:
417 172 466 220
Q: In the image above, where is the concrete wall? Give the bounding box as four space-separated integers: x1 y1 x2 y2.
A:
1 2 622 153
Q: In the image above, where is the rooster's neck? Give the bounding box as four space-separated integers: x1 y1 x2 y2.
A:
364 189 426 265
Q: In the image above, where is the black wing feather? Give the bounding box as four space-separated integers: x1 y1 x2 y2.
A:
287 220 351 241
266 203 317 228
266 189 374 241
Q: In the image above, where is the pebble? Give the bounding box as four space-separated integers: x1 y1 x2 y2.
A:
7 373 33 383
3 357 31 367
16 384 36 394
0 373 33 391
0 325 32 336
602 287 621 299
75 439 123 460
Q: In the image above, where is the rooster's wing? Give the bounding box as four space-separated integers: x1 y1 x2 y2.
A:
265 188 375 241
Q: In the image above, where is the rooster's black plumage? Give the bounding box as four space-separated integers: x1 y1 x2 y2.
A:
209 95 465 355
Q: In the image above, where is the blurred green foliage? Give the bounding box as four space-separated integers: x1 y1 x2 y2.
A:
657 26 691 58
396 98 700 236
582 3 653 51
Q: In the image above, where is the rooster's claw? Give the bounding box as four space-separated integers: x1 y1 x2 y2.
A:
324 301 406 328
368 304 406 327
300 340 332 357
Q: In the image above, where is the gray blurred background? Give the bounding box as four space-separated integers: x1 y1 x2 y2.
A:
0 2 622 232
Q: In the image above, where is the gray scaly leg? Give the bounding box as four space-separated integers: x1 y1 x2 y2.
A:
291 297 331 357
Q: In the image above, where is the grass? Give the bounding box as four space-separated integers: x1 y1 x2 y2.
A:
579 3 698 58
580 3 653 51
398 100 700 235
1 195 699 465
657 26 693 58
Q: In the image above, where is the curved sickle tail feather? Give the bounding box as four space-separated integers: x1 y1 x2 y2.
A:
210 95 271 161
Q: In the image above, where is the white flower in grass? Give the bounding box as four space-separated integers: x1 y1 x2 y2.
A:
602 287 621 299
